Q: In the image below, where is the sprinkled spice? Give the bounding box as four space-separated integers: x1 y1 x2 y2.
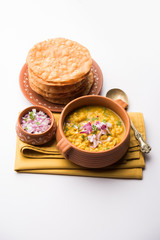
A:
21 109 51 134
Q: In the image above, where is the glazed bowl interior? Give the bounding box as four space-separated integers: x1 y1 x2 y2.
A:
18 105 54 136
60 95 130 145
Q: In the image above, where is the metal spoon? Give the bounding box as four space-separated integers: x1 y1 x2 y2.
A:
106 88 151 153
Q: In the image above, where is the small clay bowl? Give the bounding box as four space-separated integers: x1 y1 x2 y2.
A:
16 105 57 145
56 95 131 168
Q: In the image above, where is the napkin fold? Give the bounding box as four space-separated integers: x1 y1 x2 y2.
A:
14 112 146 179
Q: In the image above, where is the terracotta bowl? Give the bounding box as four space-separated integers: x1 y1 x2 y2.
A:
16 105 57 145
56 95 131 168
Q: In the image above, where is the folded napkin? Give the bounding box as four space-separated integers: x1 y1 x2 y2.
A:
14 112 146 179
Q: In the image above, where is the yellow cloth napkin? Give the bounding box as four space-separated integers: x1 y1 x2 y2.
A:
14 112 146 179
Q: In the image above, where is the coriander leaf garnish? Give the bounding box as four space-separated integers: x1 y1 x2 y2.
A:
29 111 35 120
104 112 109 117
92 124 98 134
92 117 96 121
92 117 99 121
82 134 85 140
116 121 121 126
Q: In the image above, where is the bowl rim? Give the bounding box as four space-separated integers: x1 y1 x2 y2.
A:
17 105 55 137
58 95 131 154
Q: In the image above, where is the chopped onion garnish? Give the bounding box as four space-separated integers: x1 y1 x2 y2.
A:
106 122 112 128
80 122 92 134
21 109 51 134
107 136 111 142
88 134 101 148
88 134 96 143
80 119 112 148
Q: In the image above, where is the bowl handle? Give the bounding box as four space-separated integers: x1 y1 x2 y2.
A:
115 99 128 109
57 138 72 159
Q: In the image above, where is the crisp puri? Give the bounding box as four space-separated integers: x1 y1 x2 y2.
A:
27 38 92 84
44 72 94 104
28 67 89 93
26 38 94 105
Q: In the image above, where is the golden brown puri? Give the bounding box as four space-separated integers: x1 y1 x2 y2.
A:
28 67 90 93
43 72 94 104
26 38 92 84
27 38 93 105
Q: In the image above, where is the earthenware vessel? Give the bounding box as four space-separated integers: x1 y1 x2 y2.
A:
16 105 56 145
56 95 131 168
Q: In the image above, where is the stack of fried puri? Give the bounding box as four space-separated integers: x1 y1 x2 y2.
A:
26 38 94 104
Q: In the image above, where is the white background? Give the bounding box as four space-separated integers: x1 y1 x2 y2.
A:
0 0 159 239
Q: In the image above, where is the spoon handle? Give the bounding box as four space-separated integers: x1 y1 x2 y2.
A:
130 120 151 153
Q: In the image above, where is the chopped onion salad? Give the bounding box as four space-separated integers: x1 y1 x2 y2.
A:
21 109 51 134
63 106 125 152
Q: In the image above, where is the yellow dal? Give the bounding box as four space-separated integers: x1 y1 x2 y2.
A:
63 106 125 152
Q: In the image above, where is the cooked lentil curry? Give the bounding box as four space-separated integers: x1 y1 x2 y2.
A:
63 106 125 152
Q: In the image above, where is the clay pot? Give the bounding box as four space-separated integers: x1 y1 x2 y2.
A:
16 105 57 145
56 95 131 168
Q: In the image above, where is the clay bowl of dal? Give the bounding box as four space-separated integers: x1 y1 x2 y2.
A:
16 105 57 145
56 95 131 168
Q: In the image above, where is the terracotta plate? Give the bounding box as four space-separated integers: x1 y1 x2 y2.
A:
19 59 103 112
